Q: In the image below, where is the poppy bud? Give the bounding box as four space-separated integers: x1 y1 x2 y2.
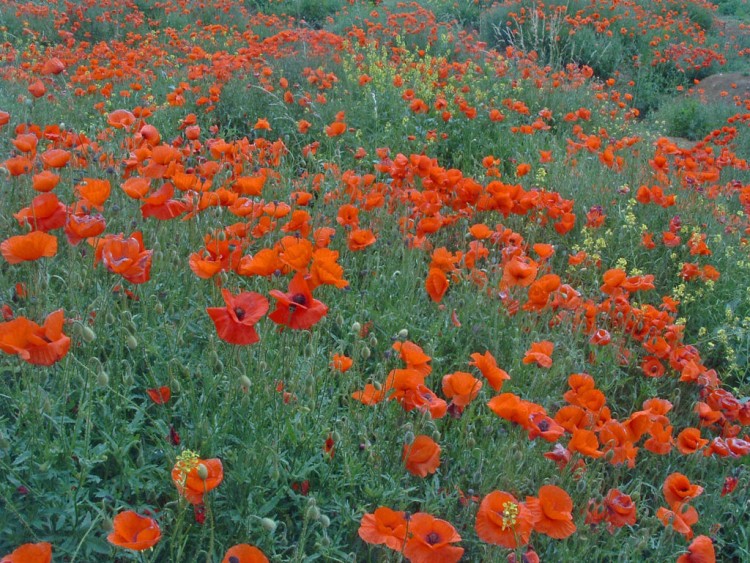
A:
368 335 378 347
259 361 267 372
361 346 371 359
239 375 252 392
335 314 344 326
306 505 321 521
106 313 116 324
155 302 164 314
432 430 441 441
125 334 138 349
398 328 409 339
404 430 415 444
82 326 97 342
97 371 109 386
261 517 277 533
196 463 209 480
320 515 331 528
351 321 361 334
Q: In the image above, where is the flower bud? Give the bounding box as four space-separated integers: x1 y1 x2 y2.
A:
97 371 109 386
305 504 321 521
397 328 409 339
196 463 209 480
82 326 96 342
125 334 138 349
261 517 277 533
319 514 331 528
239 375 252 392
351 321 361 334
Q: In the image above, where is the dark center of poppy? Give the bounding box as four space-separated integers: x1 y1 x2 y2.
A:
425 531 441 545
229 557 239 563
234 307 246 320
291 293 307 306
538 419 549 432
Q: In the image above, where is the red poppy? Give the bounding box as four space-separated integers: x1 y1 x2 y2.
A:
1 231 58 264
14 193 66 232
403 435 441 477
656 502 698 539
475 491 534 548
677 535 715 563
268 272 327 330
522 341 554 368
107 511 161 551
94 232 153 284
663 473 703 506
1 542 52 563
469 351 510 391
331 354 353 372
222 544 269 563
526 485 576 539
403 512 463 563
207 289 269 345
358 506 408 551
0 309 70 366
147 386 171 404
171 453 224 505
442 371 482 407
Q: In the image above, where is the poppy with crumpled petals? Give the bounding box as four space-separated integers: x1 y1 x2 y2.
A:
268 272 327 330
207 289 269 345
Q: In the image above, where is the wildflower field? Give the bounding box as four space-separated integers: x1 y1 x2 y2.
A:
1 0 750 561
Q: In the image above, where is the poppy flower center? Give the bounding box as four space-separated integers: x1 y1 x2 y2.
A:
538 419 550 432
291 293 307 306
229 557 239 563
234 307 246 320
425 531 441 545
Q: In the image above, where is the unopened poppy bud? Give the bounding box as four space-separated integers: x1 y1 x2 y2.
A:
154 302 164 314
106 313 115 324
239 375 252 392
97 371 109 386
351 321 361 334
368 335 378 347
125 334 138 349
259 361 267 372
196 463 209 480
335 314 344 326
432 430 441 441
361 346 371 359
260 517 277 533
397 328 408 339
82 326 96 342
306 505 321 521
404 431 415 444
320 514 331 528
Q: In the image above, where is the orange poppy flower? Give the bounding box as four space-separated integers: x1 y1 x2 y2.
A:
28 79 46 98
0 309 70 366
107 510 161 551
502 256 538 288
663 473 704 506
207 289 269 345
425 268 449 302
442 371 482 407
393 341 432 376
107 109 136 129
526 485 576 539
1 542 52 563
95 232 153 284
475 491 534 548
469 351 510 391
522 341 554 368
32 171 60 192
39 148 71 169
325 121 346 137
0 110 9 128
527 412 566 442
358 506 408 551
310 248 348 289
222 544 269 563
412 384 448 419
656 502 698 539
677 535 715 563
676 428 709 455
403 513 463 563
268 272 328 330
1 231 58 264
347 228 376 251
147 386 172 405
331 354 353 372
14 193 67 232
65 210 106 246
171 452 224 505
351 383 385 405
403 435 441 477
602 489 637 531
